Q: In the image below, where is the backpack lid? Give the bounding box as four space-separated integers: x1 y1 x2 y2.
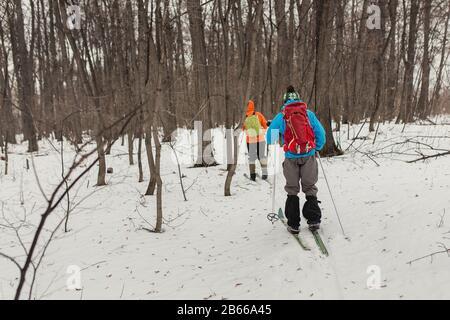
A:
283 101 308 114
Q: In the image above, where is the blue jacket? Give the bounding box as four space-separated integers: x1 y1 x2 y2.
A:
266 100 326 159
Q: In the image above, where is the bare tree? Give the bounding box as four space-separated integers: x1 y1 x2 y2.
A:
313 0 342 156
187 0 216 167
398 0 419 123
224 0 264 196
417 1 432 120
8 0 38 152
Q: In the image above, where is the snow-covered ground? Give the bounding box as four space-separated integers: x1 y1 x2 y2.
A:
1 117 450 300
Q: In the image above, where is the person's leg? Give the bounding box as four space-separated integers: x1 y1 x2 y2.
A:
258 141 268 178
299 155 321 225
247 143 257 181
299 155 318 197
283 158 301 229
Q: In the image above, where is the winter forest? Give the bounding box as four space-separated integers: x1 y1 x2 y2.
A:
1 0 450 300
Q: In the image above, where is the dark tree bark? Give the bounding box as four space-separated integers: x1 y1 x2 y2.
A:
385 0 399 120
0 22 17 145
430 2 450 115
417 1 432 119
187 0 216 167
9 0 38 152
57 0 107 186
224 0 263 196
399 0 419 123
369 0 388 132
314 0 342 156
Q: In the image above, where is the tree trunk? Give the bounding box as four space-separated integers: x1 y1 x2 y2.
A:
224 0 263 196
314 0 342 156
385 0 399 121
218 0 233 171
145 129 157 195
9 0 38 152
153 123 163 232
137 121 144 183
57 0 107 186
128 130 134 165
417 1 431 119
369 0 388 132
0 22 17 144
430 2 450 114
275 0 290 101
187 0 216 167
400 0 419 123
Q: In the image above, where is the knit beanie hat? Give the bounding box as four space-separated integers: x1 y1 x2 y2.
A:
283 85 300 103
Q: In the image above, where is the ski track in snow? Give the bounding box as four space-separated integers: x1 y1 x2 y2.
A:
0 118 450 299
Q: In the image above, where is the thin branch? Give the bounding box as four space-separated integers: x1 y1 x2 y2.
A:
407 150 450 163
30 154 49 203
0 252 22 271
407 243 450 265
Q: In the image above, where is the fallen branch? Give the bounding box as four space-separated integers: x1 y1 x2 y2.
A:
407 243 450 265
345 119 368 152
407 151 450 163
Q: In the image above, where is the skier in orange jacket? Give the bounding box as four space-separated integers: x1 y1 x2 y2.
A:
243 100 268 181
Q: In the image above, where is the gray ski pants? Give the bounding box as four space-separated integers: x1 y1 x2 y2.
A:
282 155 319 197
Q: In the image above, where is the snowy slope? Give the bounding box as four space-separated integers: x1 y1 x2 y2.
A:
0 118 449 300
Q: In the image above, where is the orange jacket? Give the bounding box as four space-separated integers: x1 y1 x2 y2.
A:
243 100 268 143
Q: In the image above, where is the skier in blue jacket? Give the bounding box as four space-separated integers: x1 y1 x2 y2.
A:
266 86 326 234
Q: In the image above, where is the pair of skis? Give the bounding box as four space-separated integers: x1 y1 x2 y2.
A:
277 208 329 256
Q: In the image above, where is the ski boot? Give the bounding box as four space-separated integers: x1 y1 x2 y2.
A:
249 164 256 181
261 161 268 180
303 195 322 230
287 225 300 235
285 195 301 234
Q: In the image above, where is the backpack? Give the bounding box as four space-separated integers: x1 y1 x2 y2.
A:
282 102 316 154
244 113 261 138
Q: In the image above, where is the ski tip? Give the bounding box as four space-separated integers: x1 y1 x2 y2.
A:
277 208 284 218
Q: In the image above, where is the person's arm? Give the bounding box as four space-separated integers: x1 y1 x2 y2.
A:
307 111 326 151
257 112 268 129
266 113 284 145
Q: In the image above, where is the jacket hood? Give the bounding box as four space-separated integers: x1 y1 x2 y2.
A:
246 100 255 116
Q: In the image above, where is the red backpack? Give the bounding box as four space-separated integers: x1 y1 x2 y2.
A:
282 102 316 154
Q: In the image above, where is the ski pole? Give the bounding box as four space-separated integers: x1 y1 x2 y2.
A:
266 145 279 223
271 145 277 215
317 153 347 238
